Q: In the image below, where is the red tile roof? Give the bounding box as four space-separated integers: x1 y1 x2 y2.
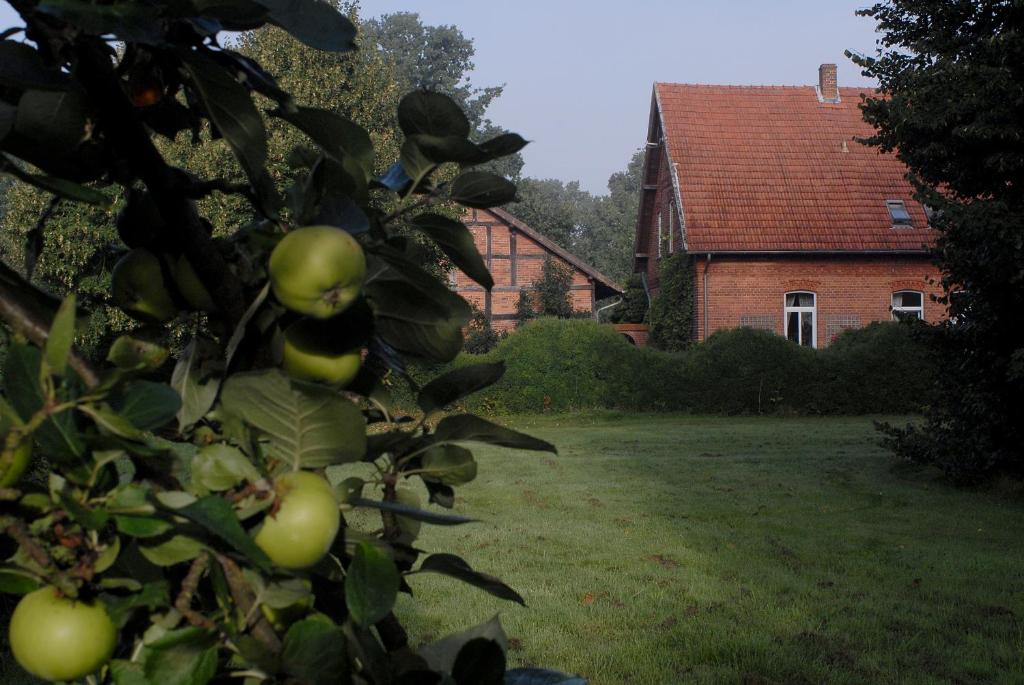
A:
655 83 934 252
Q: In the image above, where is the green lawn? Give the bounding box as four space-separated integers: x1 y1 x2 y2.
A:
392 414 1024 684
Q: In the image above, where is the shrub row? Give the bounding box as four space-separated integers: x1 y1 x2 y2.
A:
413 318 939 415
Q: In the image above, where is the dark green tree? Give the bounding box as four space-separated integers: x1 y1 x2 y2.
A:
608 274 649 324
534 256 574 319
514 286 535 326
849 0 1024 481
648 253 694 352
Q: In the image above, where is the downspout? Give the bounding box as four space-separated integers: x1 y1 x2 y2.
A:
596 297 623 320
640 272 653 308
702 253 712 341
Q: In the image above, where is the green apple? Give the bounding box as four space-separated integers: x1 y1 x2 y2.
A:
269 226 366 319
0 414 32 487
110 248 177 322
282 319 362 386
171 254 218 312
8 586 117 682
254 471 340 569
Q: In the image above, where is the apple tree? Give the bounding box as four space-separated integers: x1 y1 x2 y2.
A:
0 1 583 683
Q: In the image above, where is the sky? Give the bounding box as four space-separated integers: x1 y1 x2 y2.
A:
0 1 885 193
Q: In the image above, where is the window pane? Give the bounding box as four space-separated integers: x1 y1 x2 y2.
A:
900 292 922 307
786 292 814 307
801 312 814 347
787 311 799 342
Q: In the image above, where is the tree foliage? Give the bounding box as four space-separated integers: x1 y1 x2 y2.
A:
512 150 642 285
362 12 523 181
0 2 578 683
850 0 1024 481
533 256 574 319
607 274 648 324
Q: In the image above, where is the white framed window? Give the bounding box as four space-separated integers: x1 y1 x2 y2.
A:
656 211 663 257
892 290 924 321
784 292 816 348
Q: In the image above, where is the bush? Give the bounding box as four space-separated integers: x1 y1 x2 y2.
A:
441 319 938 415
823 321 939 414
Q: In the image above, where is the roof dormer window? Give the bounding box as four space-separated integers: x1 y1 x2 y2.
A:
886 200 912 227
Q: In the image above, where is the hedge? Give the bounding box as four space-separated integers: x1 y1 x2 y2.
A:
413 318 938 415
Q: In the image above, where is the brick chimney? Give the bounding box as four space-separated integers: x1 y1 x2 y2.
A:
817 63 840 103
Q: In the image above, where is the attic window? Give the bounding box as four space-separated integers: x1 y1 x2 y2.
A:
886 200 912 227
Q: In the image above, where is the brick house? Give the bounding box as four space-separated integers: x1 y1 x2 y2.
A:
633 65 944 348
455 208 622 331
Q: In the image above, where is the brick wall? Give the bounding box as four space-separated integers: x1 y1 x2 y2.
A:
455 208 597 332
638 140 684 291
691 254 945 347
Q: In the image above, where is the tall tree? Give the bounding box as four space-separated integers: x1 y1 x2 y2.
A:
511 177 591 248
511 150 642 284
850 0 1024 481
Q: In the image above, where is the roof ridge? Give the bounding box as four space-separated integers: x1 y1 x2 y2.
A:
655 82 876 92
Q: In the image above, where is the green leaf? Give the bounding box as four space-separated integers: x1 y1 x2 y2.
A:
171 338 223 431
408 133 482 165
59 491 109 530
398 92 470 138
101 580 170 627
282 616 351 685
79 404 147 441
1 153 112 205
192 443 261 493
418 615 508 675
433 415 557 453
113 382 182 431
450 171 518 209
144 627 219 685
182 52 267 184
0 41 71 90
176 496 272 570
110 660 150 685
0 101 14 142
44 295 76 377
475 133 530 162
3 342 87 461
364 254 471 362
345 542 399 627
219 369 366 469
279 107 373 177
411 213 493 290
15 89 92 152
420 445 478 486
107 335 169 371
36 0 163 42
115 515 173 538
399 136 438 196
256 0 357 52
349 497 475 526
452 638 506 685
418 554 525 606
0 567 42 595
418 362 506 415
138 535 205 567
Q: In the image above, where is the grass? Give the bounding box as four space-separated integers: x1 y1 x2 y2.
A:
387 414 1024 684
